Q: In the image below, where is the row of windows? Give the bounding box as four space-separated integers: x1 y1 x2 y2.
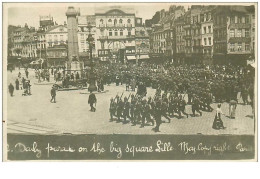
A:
230 15 250 24
230 29 250 38
152 32 173 40
229 43 250 52
100 19 131 24
203 26 212 34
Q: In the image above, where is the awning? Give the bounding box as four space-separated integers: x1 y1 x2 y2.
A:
139 55 149 59
126 56 136 60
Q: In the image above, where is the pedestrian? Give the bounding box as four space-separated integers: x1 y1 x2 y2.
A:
8 83 14 97
229 100 237 119
25 69 29 78
76 72 80 80
88 91 97 112
18 71 21 78
212 104 225 130
15 79 19 90
50 85 56 103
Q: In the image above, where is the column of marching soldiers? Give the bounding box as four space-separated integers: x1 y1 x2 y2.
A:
109 85 214 132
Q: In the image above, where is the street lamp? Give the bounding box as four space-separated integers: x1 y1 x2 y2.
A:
86 23 97 92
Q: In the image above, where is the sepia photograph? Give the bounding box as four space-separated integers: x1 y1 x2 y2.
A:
2 2 257 161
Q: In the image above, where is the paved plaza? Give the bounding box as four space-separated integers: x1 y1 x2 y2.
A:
6 68 255 135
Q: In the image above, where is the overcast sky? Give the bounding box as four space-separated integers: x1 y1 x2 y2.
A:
6 3 189 28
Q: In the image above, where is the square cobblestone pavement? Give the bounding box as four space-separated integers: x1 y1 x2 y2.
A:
6 69 255 135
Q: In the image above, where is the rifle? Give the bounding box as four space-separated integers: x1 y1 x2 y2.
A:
120 92 124 100
127 93 131 100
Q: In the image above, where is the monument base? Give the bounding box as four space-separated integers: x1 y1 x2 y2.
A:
65 61 84 76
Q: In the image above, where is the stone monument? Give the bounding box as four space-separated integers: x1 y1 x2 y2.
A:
65 6 83 75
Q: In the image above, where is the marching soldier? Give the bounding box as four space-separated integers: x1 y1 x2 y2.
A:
109 98 116 121
123 97 131 123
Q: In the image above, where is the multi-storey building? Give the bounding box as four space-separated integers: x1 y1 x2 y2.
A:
213 5 255 65
190 6 203 64
149 6 185 61
95 9 136 63
12 24 38 59
201 6 215 64
78 15 97 60
175 15 185 64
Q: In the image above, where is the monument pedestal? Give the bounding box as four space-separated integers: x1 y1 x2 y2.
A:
65 61 84 76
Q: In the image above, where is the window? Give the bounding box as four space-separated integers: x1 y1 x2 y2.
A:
208 26 211 33
60 35 64 43
238 43 242 51
115 30 118 36
114 19 117 25
100 29 104 36
237 17 242 23
101 42 104 49
127 19 131 23
128 30 131 36
245 29 250 37
108 19 112 23
204 27 207 34
204 38 207 45
120 30 123 36
54 35 58 44
100 19 104 24
208 13 211 20
230 43 235 51
245 43 250 51
245 16 250 23
109 30 112 36
119 19 123 24
208 37 211 45
231 16 235 23
230 29 235 37
237 29 242 37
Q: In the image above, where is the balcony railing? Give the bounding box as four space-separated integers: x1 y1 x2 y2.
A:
99 36 108 40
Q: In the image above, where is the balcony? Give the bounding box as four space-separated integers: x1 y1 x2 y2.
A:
229 37 251 43
126 24 132 28
99 36 108 40
229 23 251 29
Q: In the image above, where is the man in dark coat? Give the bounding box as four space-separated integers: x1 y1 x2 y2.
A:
88 91 97 112
15 79 19 90
50 85 56 103
8 83 14 97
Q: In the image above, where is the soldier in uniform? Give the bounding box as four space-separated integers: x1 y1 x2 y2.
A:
178 95 189 118
109 98 116 121
130 94 136 124
191 95 202 117
116 97 124 122
123 97 131 123
152 99 162 132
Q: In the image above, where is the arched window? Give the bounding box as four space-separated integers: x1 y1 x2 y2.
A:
114 19 117 25
119 19 123 24
108 19 112 23
100 19 104 24
115 30 118 36
120 30 123 36
127 19 131 23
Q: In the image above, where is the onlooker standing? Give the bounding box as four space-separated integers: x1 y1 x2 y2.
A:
8 83 14 97
229 100 237 119
15 79 19 90
50 85 56 103
88 91 97 112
